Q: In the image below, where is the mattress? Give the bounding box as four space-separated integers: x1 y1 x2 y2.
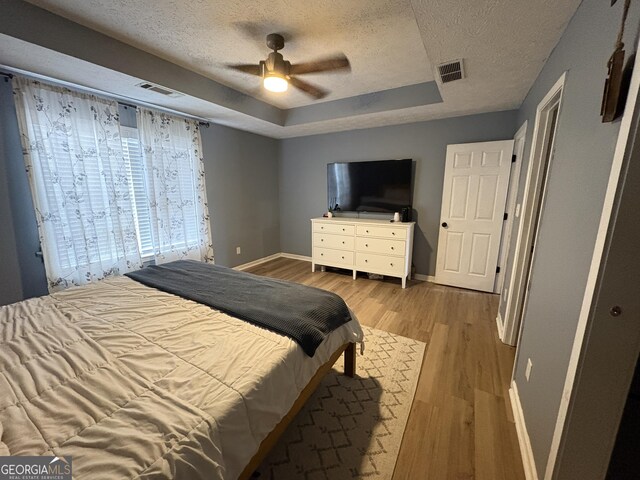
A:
0 276 363 479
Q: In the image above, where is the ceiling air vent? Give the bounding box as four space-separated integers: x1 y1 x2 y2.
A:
136 82 184 98
437 59 465 84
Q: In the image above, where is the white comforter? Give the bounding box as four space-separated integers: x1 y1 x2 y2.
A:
0 276 363 479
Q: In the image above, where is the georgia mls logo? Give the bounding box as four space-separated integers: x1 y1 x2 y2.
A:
0 456 72 480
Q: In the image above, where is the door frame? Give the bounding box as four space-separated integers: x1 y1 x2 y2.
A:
502 73 566 346
495 121 527 295
545 40 640 479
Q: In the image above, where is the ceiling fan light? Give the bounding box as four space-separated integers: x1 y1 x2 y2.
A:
263 74 288 93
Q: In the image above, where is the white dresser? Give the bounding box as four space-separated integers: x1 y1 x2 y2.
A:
311 217 415 288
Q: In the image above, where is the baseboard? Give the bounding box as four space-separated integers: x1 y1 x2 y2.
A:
496 312 504 340
509 381 539 480
413 273 436 282
280 252 312 262
234 252 312 271
233 253 282 271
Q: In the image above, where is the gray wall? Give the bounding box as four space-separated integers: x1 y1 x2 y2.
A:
498 0 640 475
201 124 281 267
278 111 518 276
0 80 281 305
0 77 47 305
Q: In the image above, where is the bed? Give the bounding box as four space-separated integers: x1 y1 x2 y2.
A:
0 265 363 479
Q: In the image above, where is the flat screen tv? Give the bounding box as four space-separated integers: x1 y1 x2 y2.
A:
327 159 413 213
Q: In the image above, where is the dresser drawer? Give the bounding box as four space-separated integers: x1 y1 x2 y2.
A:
356 252 405 275
314 247 354 267
314 233 354 250
356 224 407 239
356 237 405 256
313 222 355 236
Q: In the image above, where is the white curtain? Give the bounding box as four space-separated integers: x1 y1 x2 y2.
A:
136 108 213 264
13 77 143 292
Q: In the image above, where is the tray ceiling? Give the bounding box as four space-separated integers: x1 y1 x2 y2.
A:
0 0 582 138
23 0 434 109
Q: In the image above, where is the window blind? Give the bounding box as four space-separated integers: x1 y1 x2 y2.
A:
31 122 127 270
120 126 154 258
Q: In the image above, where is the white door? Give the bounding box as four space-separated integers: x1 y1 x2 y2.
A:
435 140 514 292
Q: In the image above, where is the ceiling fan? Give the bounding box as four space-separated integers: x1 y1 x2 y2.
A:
226 33 351 99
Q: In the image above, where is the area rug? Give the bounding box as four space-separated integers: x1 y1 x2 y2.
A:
255 326 426 479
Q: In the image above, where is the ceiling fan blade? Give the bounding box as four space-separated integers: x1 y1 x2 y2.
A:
226 64 261 76
289 76 329 99
290 54 351 75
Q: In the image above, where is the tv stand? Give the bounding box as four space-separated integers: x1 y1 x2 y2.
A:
311 217 415 288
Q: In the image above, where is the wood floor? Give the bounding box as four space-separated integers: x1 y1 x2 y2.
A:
246 257 525 480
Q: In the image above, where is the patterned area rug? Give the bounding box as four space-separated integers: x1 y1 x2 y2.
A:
256 326 426 479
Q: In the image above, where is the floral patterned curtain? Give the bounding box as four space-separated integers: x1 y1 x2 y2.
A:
136 108 213 264
13 77 143 291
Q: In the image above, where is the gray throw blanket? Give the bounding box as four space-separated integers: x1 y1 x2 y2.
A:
125 260 353 357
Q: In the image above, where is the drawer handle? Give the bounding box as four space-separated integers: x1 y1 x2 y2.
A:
320 253 324 256
390 263 394 267
341 256 345 259
366 230 369 233
342 241 345 244
365 243 369 247
391 246 394 250
392 232 396 236
321 239 324 242
342 228 345 231
365 259 368 263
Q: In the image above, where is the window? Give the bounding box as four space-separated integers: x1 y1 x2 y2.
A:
28 117 141 273
123 123 205 260
113 125 205 261
136 107 212 265
14 76 212 291
34 123 156 268
120 126 154 259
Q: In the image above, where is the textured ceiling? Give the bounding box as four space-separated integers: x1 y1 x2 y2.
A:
1 0 582 138
410 0 582 114
23 0 433 109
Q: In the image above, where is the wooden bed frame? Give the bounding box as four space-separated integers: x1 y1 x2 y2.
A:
238 342 356 479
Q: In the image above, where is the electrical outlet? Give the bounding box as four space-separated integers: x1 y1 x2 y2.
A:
526 358 533 382
236 247 241 255
515 203 521 217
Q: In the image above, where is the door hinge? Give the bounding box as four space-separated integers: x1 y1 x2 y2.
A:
503 212 508 221
496 266 501 273
512 154 517 163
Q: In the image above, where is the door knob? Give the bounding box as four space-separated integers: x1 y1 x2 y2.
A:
442 222 448 228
